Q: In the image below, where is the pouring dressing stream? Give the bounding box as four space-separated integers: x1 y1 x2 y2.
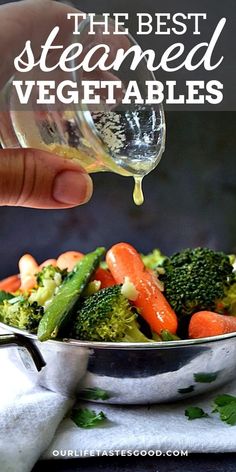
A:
0 16 166 204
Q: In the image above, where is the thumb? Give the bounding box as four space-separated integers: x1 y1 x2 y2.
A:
0 148 93 209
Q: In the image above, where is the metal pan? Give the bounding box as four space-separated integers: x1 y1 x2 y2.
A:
1 322 236 404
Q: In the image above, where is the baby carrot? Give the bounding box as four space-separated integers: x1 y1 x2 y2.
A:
19 254 39 291
57 251 84 272
0 274 21 293
106 243 178 335
189 311 236 339
92 267 116 289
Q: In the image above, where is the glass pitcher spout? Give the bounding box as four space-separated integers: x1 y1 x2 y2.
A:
0 15 166 204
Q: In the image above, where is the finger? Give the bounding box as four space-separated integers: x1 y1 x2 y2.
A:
0 148 93 209
0 0 79 87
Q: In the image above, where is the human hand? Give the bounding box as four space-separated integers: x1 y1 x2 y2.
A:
0 0 93 209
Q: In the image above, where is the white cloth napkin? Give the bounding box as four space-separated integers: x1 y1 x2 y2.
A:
1 349 236 472
0 350 73 472
43 382 236 460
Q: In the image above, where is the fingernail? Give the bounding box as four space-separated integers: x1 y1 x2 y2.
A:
53 171 93 206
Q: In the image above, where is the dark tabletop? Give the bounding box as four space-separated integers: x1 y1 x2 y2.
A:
32 455 236 472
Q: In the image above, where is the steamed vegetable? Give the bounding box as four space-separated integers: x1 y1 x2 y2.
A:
0 275 21 293
0 291 14 303
0 296 43 333
1 244 236 344
220 280 236 315
37 248 105 341
39 259 57 269
159 248 234 318
189 311 236 339
106 243 178 335
57 251 84 271
29 265 68 308
92 267 116 289
161 330 180 341
141 249 167 270
72 285 151 343
19 254 39 291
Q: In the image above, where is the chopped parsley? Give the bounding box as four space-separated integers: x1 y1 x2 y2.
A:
184 394 236 426
79 388 110 401
71 408 107 429
185 406 209 421
194 372 219 383
212 394 236 426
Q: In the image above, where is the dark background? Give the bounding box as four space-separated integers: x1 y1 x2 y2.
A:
0 110 235 278
0 0 235 279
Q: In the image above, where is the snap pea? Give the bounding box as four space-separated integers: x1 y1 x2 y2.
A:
37 247 105 342
0 291 14 304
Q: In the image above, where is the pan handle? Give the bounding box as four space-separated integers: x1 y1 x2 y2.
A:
0 333 46 372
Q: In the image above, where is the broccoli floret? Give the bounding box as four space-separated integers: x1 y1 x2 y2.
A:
229 254 236 268
29 265 68 308
160 247 234 318
0 296 44 333
141 249 167 270
36 265 68 287
220 280 236 315
72 285 150 343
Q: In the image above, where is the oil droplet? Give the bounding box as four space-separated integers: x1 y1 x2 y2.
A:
133 176 144 206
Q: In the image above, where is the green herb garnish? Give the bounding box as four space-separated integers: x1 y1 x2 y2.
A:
212 394 236 426
79 388 110 401
194 372 219 383
185 406 209 421
71 408 107 429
